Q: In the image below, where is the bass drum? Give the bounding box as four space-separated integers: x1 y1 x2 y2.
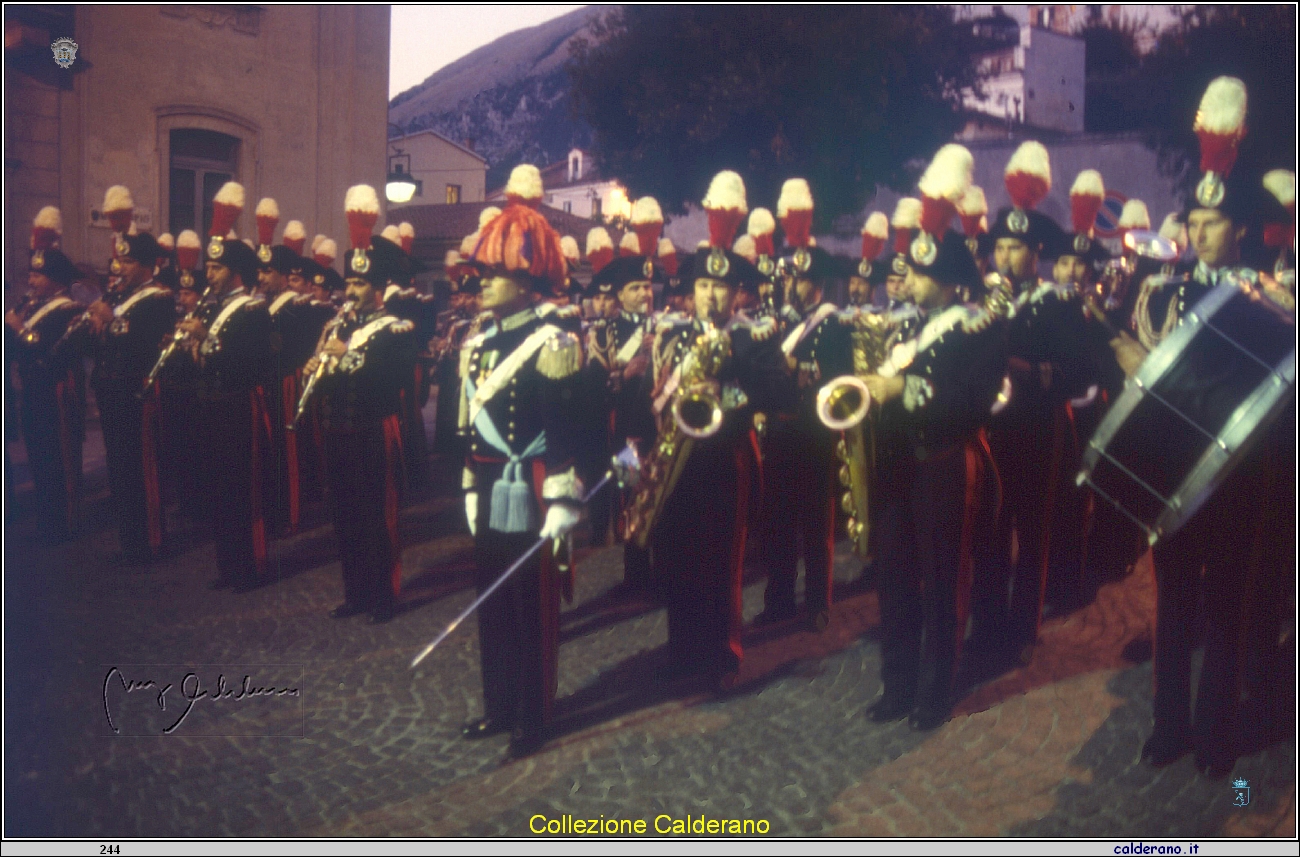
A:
1079 282 1295 547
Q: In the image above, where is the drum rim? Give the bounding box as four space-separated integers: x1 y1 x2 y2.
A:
1080 281 1296 546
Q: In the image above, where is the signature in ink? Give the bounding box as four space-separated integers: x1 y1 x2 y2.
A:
103 667 300 735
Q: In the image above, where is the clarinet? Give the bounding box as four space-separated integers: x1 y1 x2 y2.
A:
140 282 215 397
289 301 355 430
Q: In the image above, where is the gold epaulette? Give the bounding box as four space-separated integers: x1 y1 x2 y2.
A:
536 330 582 379
391 319 415 334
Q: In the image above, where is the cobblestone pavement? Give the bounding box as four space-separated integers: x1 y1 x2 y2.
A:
4 399 1295 838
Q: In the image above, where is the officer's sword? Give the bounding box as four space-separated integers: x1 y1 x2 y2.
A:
410 444 642 668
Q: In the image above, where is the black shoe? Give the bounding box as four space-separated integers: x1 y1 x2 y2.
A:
329 602 367 619
462 717 511 740
508 726 546 758
867 695 913 723
208 578 233 591
1194 749 1235 780
232 578 261 594
1140 731 1192 767
909 708 949 732
369 604 395 625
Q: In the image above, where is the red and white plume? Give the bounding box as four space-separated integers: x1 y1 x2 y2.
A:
381 224 402 244
891 197 922 254
311 234 327 255
586 226 614 274
344 184 380 251
157 232 175 252
460 233 480 258
255 197 279 247
444 249 463 270
1262 169 1296 250
1194 77 1247 177
702 170 748 250
747 208 776 258
732 234 758 263
1069 170 1105 237
1118 199 1150 231
176 230 202 270
618 231 641 258
103 185 134 233
478 206 502 230
1004 141 1052 211
861 212 889 261
282 220 307 255
657 237 679 277
956 186 988 238
916 144 974 238
631 196 664 256
560 235 580 265
504 164 544 208
31 206 63 252
398 222 415 254
314 238 338 267
210 181 245 239
777 178 814 250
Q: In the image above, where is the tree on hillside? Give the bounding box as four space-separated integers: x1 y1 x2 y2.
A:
1079 5 1295 192
567 6 983 222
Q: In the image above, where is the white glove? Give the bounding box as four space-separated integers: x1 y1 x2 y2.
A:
539 503 581 541
465 492 477 536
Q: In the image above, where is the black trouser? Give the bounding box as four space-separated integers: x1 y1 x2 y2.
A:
762 422 836 617
21 373 82 542
201 388 267 584
471 460 556 737
653 438 750 676
974 405 1057 645
877 438 987 716
326 415 403 612
97 384 160 562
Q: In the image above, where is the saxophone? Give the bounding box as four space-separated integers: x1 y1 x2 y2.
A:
623 321 733 549
823 305 916 557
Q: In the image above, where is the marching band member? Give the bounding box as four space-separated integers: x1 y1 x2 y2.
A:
7 208 86 543
584 252 659 587
861 146 1006 729
641 170 793 687
87 218 174 565
457 165 587 757
177 182 274 591
758 179 853 630
971 142 1100 661
1112 78 1289 779
307 204 418 625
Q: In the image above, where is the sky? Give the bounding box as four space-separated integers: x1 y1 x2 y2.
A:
389 4 588 100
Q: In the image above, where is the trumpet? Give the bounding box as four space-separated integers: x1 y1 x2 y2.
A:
289 301 355 429
141 282 215 397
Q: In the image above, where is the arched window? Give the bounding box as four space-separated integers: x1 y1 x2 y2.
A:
169 129 239 236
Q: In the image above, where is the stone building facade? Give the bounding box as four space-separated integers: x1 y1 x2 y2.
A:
5 5 390 277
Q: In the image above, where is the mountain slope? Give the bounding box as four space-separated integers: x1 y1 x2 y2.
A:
389 6 607 187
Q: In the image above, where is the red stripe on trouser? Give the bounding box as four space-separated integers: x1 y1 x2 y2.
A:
727 435 754 668
141 389 163 553
382 414 404 595
251 387 271 576
954 435 984 661
282 374 301 532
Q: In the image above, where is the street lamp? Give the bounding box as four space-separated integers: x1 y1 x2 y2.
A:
386 150 417 204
